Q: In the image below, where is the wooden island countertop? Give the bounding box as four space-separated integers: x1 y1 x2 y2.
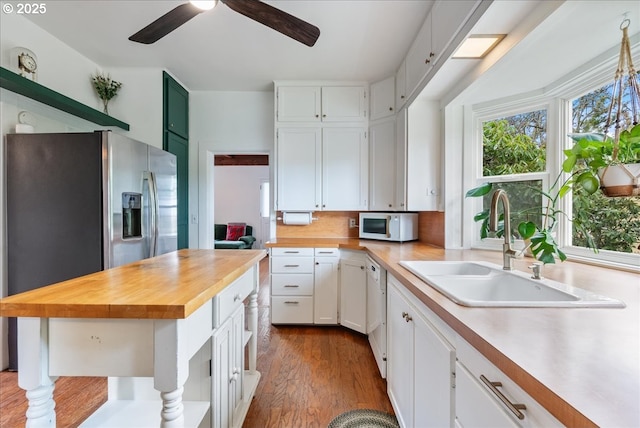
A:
0 249 267 320
267 238 640 428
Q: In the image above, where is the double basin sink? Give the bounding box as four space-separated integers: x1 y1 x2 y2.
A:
399 260 625 308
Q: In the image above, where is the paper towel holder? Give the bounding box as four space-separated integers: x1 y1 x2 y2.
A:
278 211 318 225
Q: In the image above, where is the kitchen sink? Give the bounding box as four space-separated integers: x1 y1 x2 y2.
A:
399 261 625 308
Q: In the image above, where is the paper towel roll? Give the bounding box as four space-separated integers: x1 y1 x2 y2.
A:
282 212 313 225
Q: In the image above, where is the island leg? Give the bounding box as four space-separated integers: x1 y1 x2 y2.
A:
18 317 56 428
154 319 189 427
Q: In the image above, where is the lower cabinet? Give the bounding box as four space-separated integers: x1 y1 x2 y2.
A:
339 250 367 333
314 248 340 324
387 274 455 428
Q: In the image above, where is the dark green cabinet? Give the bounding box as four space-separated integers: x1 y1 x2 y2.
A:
163 72 189 249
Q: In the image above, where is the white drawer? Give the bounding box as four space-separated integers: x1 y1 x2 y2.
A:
270 256 314 273
213 267 255 327
271 273 314 296
314 248 340 257
271 247 314 257
271 296 314 324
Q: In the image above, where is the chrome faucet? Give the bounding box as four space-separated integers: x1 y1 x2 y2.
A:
489 189 518 271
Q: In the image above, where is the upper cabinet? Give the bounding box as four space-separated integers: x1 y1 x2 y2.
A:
402 0 482 103
370 76 395 121
164 73 189 139
276 84 368 123
395 60 407 111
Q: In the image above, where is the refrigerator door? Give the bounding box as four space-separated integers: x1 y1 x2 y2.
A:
106 132 150 268
149 146 178 255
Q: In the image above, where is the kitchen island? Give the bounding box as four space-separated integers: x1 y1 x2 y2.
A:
0 249 267 428
266 238 639 428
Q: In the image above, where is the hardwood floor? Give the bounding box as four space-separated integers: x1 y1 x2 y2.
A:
0 256 393 427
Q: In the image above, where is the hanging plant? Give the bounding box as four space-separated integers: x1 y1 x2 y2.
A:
565 19 640 197
91 72 122 115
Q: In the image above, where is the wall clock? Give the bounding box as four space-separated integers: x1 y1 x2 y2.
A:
10 47 38 81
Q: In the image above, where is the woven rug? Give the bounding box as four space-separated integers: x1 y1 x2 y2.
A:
327 409 399 428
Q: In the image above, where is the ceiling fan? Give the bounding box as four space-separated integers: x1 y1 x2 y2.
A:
129 0 320 47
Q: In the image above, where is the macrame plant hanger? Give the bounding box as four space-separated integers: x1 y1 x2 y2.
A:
599 18 640 196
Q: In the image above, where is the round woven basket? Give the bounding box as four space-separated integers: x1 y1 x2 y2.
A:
327 409 399 428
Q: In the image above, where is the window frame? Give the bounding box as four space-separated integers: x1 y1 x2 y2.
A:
465 51 640 271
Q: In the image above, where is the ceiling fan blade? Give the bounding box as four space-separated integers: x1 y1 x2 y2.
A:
129 3 204 44
221 0 320 47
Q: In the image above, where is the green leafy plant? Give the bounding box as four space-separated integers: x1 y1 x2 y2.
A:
466 167 599 264
91 72 122 115
564 122 640 191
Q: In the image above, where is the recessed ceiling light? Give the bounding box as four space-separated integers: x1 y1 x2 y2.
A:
190 1 218 11
452 35 506 59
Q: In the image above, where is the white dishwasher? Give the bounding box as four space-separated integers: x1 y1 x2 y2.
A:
366 256 387 378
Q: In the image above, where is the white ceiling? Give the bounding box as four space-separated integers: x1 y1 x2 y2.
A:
24 0 640 100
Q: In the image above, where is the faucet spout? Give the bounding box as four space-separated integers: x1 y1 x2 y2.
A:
489 189 518 270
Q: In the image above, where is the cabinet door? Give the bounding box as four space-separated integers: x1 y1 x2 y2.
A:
212 318 232 428
395 110 407 210
339 258 367 334
414 311 455 428
276 128 321 210
164 72 189 139
370 76 395 120
322 128 368 210
387 282 414 428
431 0 479 65
405 12 433 100
369 120 396 211
395 60 407 110
321 86 367 122
277 86 321 122
230 306 245 427
314 256 339 324
165 131 189 249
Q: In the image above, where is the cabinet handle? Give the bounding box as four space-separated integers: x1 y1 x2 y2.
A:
284 264 300 268
360 265 365 270
430 52 435 58
315 114 319 118
480 375 527 420
284 250 300 253
318 251 333 254
323 114 327 118
389 107 393 111
401 311 412 322
401 95 405 99
284 285 300 288
284 301 300 304
425 58 431 64
233 293 242 302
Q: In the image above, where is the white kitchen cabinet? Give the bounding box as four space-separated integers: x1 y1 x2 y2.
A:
339 250 367 334
275 128 321 211
270 248 315 324
370 76 395 120
395 59 407 110
314 248 340 324
322 128 368 210
369 119 397 211
395 109 407 210
455 339 563 428
276 85 367 123
211 304 248 428
387 274 455 428
276 127 367 211
405 12 434 102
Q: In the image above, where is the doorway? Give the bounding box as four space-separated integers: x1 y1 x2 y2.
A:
213 154 270 249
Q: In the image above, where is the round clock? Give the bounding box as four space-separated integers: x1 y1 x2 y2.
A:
11 47 38 81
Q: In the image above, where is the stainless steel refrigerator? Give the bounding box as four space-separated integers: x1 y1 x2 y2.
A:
6 130 177 369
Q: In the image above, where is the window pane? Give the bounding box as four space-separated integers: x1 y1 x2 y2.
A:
571 83 640 254
482 181 543 239
482 111 547 176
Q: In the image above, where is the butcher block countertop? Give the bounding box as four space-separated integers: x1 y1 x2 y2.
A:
0 249 266 320
267 238 640 428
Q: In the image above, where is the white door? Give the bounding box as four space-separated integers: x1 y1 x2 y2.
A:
314 256 339 324
339 258 367 334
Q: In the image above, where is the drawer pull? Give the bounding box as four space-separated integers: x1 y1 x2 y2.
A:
233 293 242 302
480 375 526 420
284 251 300 253
284 301 299 304
284 264 300 268
284 285 300 288
317 251 333 254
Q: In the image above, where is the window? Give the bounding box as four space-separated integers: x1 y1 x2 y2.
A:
570 83 640 255
471 109 549 244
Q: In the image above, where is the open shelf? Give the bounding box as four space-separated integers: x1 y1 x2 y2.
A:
79 400 209 428
0 67 130 131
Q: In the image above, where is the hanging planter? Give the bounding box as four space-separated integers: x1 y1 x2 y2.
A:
566 19 640 197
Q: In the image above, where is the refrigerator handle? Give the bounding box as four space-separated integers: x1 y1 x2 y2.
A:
144 171 159 258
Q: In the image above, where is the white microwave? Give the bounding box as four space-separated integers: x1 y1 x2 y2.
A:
359 212 419 242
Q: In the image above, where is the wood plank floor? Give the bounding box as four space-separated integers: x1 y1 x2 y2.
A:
0 256 394 427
